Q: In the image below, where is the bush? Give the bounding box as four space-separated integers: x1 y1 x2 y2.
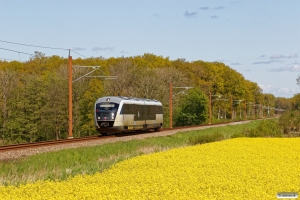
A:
255 120 282 137
231 120 282 138
231 132 245 138
188 132 224 145
279 110 300 136
247 129 265 137
174 88 208 126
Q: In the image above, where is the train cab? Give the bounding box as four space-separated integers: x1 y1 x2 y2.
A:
95 97 121 134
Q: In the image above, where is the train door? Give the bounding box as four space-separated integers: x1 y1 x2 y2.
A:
142 102 147 129
134 103 146 128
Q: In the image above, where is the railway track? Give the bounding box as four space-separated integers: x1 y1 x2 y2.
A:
0 135 115 152
0 119 264 152
0 121 234 152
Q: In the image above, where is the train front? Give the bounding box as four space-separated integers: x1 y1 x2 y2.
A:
94 97 122 135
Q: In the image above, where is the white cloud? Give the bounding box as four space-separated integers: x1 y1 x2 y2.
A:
257 55 268 59
259 84 274 91
287 54 298 58
91 47 114 52
255 54 298 65
197 6 224 10
258 84 300 98
71 47 86 51
269 54 285 59
269 64 300 72
215 6 224 10
231 62 242 65
269 54 298 59
278 88 292 93
253 60 282 65
184 11 197 18
215 59 230 63
198 7 209 10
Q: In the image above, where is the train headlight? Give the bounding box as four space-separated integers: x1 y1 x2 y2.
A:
98 117 100 119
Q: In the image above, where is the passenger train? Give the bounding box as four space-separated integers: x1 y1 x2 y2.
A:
94 96 163 135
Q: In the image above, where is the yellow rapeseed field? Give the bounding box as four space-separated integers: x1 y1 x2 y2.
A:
0 138 300 200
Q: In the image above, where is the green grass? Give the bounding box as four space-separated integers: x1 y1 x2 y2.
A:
0 120 262 186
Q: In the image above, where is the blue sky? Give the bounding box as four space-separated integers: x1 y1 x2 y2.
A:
1 0 299 98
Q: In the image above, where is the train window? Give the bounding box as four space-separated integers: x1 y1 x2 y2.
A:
134 104 145 120
121 104 135 114
96 103 119 112
156 106 163 114
134 105 139 119
145 105 154 120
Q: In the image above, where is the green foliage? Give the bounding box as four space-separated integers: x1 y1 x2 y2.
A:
275 97 292 111
231 132 245 138
291 94 300 110
232 119 282 138
174 88 208 126
254 119 281 137
188 132 224 145
279 110 300 136
1 53 287 144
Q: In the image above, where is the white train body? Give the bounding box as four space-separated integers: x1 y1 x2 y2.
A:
94 96 163 134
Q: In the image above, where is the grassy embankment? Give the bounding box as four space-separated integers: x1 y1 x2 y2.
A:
0 120 264 186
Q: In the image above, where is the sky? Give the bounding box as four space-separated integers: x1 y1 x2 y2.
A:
1 0 299 98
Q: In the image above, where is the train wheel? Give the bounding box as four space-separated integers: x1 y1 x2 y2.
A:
124 126 128 133
101 133 108 136
154 127 161 132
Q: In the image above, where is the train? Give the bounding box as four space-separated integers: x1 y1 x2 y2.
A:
94 96 163 135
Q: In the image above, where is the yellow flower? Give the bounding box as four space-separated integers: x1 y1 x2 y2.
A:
0 138 299 199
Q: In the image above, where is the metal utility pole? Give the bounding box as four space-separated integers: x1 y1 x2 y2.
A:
68 54 73 139
170 82 173 128
231 95 233 122
260 101 262 118
254 103 256 119
209 91 212 124
169 82 193 128
209 93 227 124
244 101 247 120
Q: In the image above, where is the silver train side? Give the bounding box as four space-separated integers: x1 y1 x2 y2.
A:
94 96 163 135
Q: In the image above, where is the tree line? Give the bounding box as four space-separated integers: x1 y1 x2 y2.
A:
0 52 298 144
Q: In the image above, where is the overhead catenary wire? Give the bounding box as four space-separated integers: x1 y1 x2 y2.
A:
0 39 68 50
70 50 88 58
0 47 34 56
0 58 16 61
0 39 89 59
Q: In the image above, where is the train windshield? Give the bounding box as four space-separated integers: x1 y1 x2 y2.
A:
96 103 119 112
